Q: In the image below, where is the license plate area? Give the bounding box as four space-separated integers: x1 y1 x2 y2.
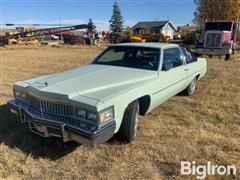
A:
28 118 49 137
27 117 62 138
19 109 27 123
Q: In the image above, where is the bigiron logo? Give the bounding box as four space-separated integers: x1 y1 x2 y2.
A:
181 161 237 179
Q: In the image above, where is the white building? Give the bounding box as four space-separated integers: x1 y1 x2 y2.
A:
132 20 177 39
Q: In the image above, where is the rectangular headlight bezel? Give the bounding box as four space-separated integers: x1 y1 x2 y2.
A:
70 106 98 122
77 108 87 119
87 112 98 122
71 106 114 125
14 90 27 101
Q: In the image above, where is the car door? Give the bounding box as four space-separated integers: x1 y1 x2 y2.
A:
151 47 188 108
181 47 199 84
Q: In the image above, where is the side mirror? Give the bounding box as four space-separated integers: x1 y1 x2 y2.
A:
190 52 198 61
162 63 173 71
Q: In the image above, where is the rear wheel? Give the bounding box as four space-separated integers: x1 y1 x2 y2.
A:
208 55 213 58
194 53 201 57
118 100 139 143
225 54 230 61
182 77 196 96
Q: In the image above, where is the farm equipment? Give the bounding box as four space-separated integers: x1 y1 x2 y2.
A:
130 33 170 43
3 26 41 45
192 20 240 60
0 24 94 46
120 33 170 43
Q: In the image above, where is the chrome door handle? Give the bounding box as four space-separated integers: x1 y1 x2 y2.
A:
184 68 189 71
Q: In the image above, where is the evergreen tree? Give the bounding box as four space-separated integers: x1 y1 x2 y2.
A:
86 19 96 46
109 1 124 43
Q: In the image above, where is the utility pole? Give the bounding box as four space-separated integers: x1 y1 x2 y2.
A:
59 16 62 41
233 17 239 53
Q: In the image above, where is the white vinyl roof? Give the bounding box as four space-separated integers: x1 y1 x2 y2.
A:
112 42 179 49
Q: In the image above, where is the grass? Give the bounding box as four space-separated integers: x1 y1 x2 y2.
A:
0 46 239 179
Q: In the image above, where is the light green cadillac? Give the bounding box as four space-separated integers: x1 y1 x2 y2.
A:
8 43 207 146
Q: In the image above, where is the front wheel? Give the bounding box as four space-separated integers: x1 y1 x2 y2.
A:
117 100 139 143
182 77 196 96
225 54 230 61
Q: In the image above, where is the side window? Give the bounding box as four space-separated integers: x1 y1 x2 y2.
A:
181 47 192 63
163 48 182 68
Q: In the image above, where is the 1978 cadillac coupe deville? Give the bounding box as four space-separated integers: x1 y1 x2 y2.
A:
8 43 207 146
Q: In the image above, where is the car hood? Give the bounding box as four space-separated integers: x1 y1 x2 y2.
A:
21 64 158 101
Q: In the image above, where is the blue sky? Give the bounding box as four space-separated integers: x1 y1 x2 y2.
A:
1 0 196 31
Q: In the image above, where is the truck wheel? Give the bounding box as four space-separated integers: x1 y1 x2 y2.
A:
194 53 201 57
225 54 230 61
183 77 196 96
118 100 139 143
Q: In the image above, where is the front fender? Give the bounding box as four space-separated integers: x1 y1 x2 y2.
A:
102 90 153 133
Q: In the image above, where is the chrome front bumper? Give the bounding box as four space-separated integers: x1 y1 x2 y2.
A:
8 99 116 146
192 48 232 55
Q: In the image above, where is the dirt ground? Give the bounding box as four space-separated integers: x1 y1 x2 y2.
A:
0 46 239 179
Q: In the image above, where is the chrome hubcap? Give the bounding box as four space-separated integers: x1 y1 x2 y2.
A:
134 104 139 137
190 79 196 93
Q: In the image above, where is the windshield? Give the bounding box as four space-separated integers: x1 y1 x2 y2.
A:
92 46 160 71
205 22 232 31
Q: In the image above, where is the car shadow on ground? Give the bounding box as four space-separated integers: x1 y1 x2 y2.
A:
0 104 79 160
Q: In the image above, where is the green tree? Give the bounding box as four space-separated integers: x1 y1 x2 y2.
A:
193 0 240 25
123 26 133 36
109 1 124 43
182 31 201 45
120 26 133 42
86 19 97 46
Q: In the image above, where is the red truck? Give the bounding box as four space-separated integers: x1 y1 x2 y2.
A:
193 21 239 60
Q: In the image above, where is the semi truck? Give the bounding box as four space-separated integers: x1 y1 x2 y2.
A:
193 21 239 60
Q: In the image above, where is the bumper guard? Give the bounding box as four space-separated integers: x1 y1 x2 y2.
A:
192 48 232 55
8 99 116 146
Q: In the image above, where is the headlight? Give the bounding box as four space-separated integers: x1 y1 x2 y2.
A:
72 106 114 125
99 106 114 124
77 109 86 118
14 90 27 100
87 112 97 121
75 108 96 122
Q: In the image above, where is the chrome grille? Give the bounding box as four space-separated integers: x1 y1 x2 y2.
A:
205 33 222 48
28 95 70 116
41 101 70 116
